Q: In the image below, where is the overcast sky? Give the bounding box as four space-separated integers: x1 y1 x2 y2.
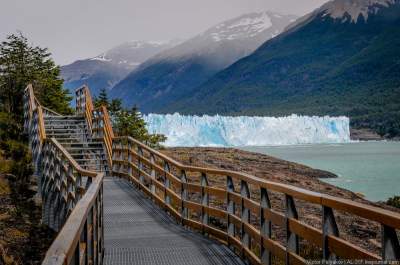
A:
0 0 328 65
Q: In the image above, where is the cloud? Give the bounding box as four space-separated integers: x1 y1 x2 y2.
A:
0 0 328 65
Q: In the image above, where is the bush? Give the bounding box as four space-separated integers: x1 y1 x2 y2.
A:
387 196 400 209
0 140 32 185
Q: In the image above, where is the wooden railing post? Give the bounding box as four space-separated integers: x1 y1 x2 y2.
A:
201 173 209 233
286 195 299 265
164 162 171 205
322 206 339 260
128 141 133 177
138 147 144 184
150 154 156 194
241 180 251 254
382 225 400 260
87 208 94 264
260 187 272 265
181 170 188 222
227 176 235 248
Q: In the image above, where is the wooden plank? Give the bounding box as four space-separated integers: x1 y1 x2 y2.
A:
288 218 323 247
264 208 285 226
205 186 226 199
183 201 202 212
327 235 381 260
242 222 261 242
204 206 228 219
243 197 260 216
204 224 227 240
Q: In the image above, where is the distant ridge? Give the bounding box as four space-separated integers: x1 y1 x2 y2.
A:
168 0 400 137
61 40 178 97
109 11 297 112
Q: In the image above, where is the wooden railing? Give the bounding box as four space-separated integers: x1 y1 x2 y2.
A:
92 106 114 166
23 85 51 170
24 84 104 265
76 85 94 132
40 139 104 265
76 86 114 166
112 136 400 264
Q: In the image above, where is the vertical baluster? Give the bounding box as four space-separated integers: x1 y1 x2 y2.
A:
286 195 299 265
87 208 93 264
201 173 209 234
150 154 156 194
227 176 235 249
260 187 272 265
382 225 400 260
91 199 97 265
128 141 133 177
241 180 251 257
73 241 80 265
138 146 144 184
83 219 88 264
322 206 339 260
164 162 171 205
181 170 188 223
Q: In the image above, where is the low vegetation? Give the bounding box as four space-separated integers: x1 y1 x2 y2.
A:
387 196 400 209
94 88 166 148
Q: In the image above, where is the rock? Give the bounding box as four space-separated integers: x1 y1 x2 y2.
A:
350 223 377 238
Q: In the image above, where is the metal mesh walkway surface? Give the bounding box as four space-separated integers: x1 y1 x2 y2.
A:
103 177 245 265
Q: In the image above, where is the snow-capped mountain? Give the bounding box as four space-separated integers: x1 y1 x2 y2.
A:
318 0 394 22
169 0 400 137
89 40 177 69
61 40 178 97
286 0 396 33
110 11 297 112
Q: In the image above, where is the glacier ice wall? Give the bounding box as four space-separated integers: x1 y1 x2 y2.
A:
143 113 350 147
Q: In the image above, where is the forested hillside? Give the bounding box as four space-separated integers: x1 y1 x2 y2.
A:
168 0 400 137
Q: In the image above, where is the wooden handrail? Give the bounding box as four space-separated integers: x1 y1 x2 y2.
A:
75 85 94 132
75 86 114 166
24 84 105 265
49 138 98 178
113 136 400 263
41 172 104 265
98 105 114 164
112 136 400 228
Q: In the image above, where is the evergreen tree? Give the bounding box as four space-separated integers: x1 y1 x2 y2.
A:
109 98 122 113
0 32 72 124
91 88 166 147
113 106 166 148
94 88 109 108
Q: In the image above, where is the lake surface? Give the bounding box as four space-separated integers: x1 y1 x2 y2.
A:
241 142 400 202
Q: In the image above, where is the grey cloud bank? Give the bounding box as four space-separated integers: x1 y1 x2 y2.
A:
0 0 328 65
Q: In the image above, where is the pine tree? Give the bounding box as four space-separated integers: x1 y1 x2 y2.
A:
113 106 166 148
0 32 72 138
109 99 122 113
94 88 109 108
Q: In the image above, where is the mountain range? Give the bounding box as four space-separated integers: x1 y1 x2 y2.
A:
166 0 400 137
109 11 297 112
61 40 178 96
61 0 400 137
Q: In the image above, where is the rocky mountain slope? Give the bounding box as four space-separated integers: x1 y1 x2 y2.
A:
169 0 400 137
61 40 177 97
110 11 297 112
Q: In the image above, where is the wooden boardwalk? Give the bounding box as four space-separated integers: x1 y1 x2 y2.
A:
103 177 244 265
25 84 400 265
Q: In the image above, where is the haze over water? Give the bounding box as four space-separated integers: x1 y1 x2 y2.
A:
242 141 400 202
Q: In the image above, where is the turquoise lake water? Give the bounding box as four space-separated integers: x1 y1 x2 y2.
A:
241 142 400 202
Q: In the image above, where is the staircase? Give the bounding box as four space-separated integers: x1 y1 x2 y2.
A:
44 115 109 173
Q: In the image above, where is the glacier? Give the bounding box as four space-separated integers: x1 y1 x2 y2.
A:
143 113 351 147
